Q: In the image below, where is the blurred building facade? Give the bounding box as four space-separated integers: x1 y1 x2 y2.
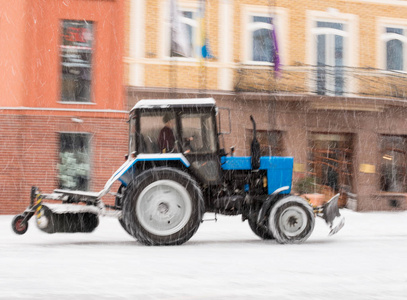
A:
0 0 127 214
2 0 407 214
125 0 407 211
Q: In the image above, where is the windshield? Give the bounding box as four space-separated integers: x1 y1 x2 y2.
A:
181 112 216 154
135 110 217 155
138 111 178 154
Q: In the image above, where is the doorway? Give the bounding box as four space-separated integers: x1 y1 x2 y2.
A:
308 133 353 206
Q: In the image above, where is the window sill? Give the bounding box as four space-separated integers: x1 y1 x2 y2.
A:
164 56 198 63
242 61 274 67
58 101 96 105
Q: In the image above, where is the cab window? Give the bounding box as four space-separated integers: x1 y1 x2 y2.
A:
181 113 216 154
138 111 178 154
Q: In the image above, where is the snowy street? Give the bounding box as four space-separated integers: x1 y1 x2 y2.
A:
1 209 407 300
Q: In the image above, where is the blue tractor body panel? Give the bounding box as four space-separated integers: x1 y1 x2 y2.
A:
117 154 191 187
117 154 293 195
221 156 293 194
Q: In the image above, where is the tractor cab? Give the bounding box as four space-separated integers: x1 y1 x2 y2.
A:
129 98 222 184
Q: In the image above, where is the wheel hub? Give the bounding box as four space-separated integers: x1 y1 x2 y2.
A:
136 180 192 236
16 220 26 230
288 216 298 227
158 202 169 214
279 207 307 237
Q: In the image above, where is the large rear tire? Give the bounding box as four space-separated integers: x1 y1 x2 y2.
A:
269 196 315 244
122 167 204 246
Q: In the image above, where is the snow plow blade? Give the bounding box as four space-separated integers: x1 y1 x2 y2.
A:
315 194 345 236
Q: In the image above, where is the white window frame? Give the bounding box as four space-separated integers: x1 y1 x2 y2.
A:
315 23 348 95
241 5 288 66
159 0 199 62
127 0 145 86
377 17 407 73
306 10 359 96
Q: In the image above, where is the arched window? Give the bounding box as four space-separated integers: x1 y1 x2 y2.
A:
383 27 407 71
248 16 276 64
242 5 286 67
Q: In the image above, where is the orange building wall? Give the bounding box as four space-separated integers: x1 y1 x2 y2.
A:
0 0 27 107
0 114 128 214
0 0 127 215
1 0 125 112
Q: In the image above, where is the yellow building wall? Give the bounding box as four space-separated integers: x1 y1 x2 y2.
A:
125 0 407 95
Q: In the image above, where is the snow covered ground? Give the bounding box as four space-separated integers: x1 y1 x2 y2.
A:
1 209 407 300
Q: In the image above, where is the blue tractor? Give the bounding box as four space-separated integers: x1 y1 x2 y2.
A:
12 98 344 245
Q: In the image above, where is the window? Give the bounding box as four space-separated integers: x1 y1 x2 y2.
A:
308 133 353 193
382 27 407 71
307 11 357 96
60 20 94 102
58 133 91 191
181 113 216 154
377 18 407 72
242 5 287 66
249 16 276 63
380 136 407 192
137 111 216 154
314 21 346 95
164 0 198 59
138 112 178 154
128 114 137 158
246 130 284 156
170 10 196 58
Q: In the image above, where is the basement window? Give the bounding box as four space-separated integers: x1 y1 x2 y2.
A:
60 20 94 102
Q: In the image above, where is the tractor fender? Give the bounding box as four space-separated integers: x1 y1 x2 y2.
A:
116 153 190 187
257 186 290 224
96 153 190 199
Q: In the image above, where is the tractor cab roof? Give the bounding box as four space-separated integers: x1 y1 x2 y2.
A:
130 98 216 113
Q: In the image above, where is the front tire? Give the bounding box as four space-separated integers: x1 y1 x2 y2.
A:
248 217 274 240
269 196 315 244
122 167 204 246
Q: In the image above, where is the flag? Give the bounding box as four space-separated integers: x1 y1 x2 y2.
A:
170 0 191 57
270 19 281 77
196 0 213 59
